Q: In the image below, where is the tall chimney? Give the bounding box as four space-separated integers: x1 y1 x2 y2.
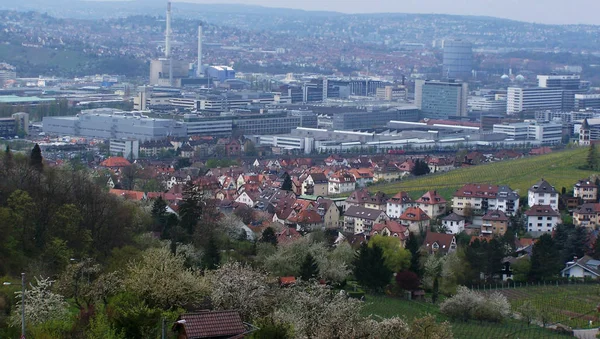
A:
197 24 203 77
165 2 172 59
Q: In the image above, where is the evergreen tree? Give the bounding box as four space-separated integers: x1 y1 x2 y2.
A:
202 234 221 270
4 144 12 172
485 238 505 279
587 143 598 170
151 197 168 221
30 143 44 171
593 237 600 260
280 172 293 191
178 182 203 237
353 243 393 292
299 253 319 281
411 159 431 176
529 234 561 281
432 276 439 304
260 227 278 246
405 233 422 276
561 226 588 264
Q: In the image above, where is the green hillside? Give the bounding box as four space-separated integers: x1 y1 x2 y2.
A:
369 147 597 199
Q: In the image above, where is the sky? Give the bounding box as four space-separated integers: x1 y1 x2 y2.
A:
179 0 600 25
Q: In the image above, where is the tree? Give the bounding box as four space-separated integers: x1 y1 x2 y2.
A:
244 140 257 156
178 182 203 237
409 315 453 339
440 286 510 323
529 234 561 281
511 257 531 282
593 237 600 260
261 227 278 246
299 253 320 281
207 262 273 320
353 243 393 292
369 235 411 272
587 143 598 170
280 172 293 192
518 301 538 326
86 304 125 339
411 159 431 176
406 233 422 276
202 234 221 270
30 143 43 171
125 246 209 310
395 271 420 291
561 225 588 264
11 276 69 327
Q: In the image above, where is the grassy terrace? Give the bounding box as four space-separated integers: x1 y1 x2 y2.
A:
362 294 572 338
368 147 596 200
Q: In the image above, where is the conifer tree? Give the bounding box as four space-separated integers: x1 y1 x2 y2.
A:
30 143 43 171
202 234 221 270
299 253 319 281
587 143 598 170
353 243 392 292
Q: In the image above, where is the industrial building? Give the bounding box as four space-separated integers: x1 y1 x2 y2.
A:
493 121 562 145
43 108 186 141
442 40 473 79
575 94 600 110
415 80 468 119
109 139 140 159
537 75 589 110
506 87 563 115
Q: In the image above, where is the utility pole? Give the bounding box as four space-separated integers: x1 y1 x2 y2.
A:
21 272 25 339
161 317 166 339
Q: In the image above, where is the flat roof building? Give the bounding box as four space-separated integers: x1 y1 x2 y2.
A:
415 80 468 119
507 87 563 115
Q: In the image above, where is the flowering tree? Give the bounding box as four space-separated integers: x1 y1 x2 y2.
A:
207 262 273 320
440 286 511 323
125 246 209 310
11 276 69 327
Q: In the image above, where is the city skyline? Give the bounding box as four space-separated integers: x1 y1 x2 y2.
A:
178 0 600 25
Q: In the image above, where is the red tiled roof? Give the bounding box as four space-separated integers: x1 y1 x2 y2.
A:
109 189 145 201
454 183 499 198
100 157 131 167
525 205 560 217
416 190 446 205
371 220 408 238
173 311 246 339
400 207 430 221
277 227 302 244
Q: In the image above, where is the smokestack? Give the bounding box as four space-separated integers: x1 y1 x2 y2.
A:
197 24 203 77
165 2 172 59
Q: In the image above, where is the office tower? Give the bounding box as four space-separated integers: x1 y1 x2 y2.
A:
442 40 473 79
415 80 468 119
537 75 589 110
506 87 563 115
575 94 600 110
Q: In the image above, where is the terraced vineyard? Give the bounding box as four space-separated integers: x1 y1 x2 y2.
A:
362 294 570 338
495 283 600 329
369 147 596 199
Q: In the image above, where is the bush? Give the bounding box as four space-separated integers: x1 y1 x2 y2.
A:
440 286 510 323
395 271 420 291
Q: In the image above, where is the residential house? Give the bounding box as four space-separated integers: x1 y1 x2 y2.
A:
348 168 374 187
423 232 457 255
235 190 259 208
441 213 465 234
172 311 250 339
344 205 389 234
316 198 341 229
325 154 348 167
364 191 389 211
139 139 173 157
481 210 509 237
386 192 415 219
100 156 131 169
374 166 402 182
399 206 431 233
302 173 329 196
574 179 598 203
179 143 195 158
328 173 356 195
525 204 561 234
452 184 519 216
288 209 323 232
528 179 559 211
561 255 600 279
225 139 241 156
573 203 600 229
415 190 446 219
370 220 409 246
277 227 302 244
427 157 455 173
346 188 372 208
397 159 416 177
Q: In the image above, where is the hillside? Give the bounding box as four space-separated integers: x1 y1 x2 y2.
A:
369 147 597 199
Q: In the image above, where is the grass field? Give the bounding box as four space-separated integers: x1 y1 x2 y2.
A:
362 294 574 338
495 284 600 329
369 147 597 200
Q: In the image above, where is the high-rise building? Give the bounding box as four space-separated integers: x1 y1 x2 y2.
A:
442 40 473 79
575 94 600 110
537 75 589 110
415 80 468 119
506 87 563 115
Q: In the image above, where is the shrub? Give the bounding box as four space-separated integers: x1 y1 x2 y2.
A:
395 271 420 291
440 286 510 323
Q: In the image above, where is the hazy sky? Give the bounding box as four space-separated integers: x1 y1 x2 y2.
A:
179 0 600 25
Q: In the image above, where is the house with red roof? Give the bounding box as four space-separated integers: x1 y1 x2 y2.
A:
277 227 302 244
482 210 509 237
288 209 323 232
109 189 146 201
100 156 131 168
415 190 446 218
328 173 356 195
452 183 520 216
423 231 457 255
573 203 600 229
399 206 430 233
370 220 409 246
386 192 415 219
172 310 251 339
525 204 561 235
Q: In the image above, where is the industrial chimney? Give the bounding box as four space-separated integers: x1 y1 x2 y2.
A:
197 24 203 77
165 2 172 59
